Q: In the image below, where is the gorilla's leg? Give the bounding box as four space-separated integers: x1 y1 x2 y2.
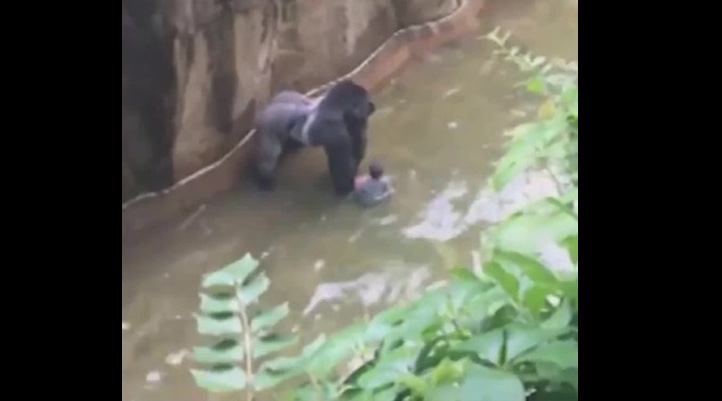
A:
283 137 305 153
324 139 357 195
254 131 283 190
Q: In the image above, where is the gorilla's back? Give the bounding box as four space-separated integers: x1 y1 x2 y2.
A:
257 94 314 143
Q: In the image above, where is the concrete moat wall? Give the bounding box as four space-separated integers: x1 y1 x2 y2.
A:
122 0 488 237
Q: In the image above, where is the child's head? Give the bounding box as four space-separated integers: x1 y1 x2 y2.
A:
369 162 384 180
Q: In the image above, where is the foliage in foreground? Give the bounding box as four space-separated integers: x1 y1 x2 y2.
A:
190 27 578 401
190 253 298 399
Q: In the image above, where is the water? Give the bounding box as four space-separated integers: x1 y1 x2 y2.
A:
121 1 578 399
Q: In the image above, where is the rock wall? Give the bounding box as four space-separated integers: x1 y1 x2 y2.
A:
122 0 459 203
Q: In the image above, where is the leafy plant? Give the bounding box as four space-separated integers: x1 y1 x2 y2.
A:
285 258 576 400
485 26 578 194
190 253 300 400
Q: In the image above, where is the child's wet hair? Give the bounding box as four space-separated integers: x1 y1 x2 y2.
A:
369 162 384 179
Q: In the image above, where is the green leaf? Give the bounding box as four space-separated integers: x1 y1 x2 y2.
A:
562 368 578 390
380 291 446 352
372 387 402 401
257 355 302 372
400 374 428 397
541 300 572 330
190 366 246 392
290 384 318 401
459 364 525 401
194 313 242 336
479 304 518 336
450 267 482 284
265 334 326 381
427 383 462 401
300 334 327 358
546 198 578 222
194 339 244 364
457 286 509 327
305 326 364 378
202 253 259 288
223 253 259 279
535 363 578 390
357 345 419 390
561 236 578 265
496 250 560 288
561 85 578 113
448 271 491 314
365 303 413 343
492 116 570 191
199 293 239 314
534 361 561 380
484 261 520 301
253 365 301 391
492 149 532 191
505 324 565 362
493 202 578 256
455 328 505 365
253 334 299 359
201 271 236 289
561 276 578 304
412 335 449 373
343 388 376 401
538 138 567 160
251 302 290 333
558 187 578 205
526 77 545 94
237 272 270 305
430 358 466 385
516 340 577 369
522 286 550 316
358 365 409 391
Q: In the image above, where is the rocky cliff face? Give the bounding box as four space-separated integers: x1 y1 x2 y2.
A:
122 0 459 203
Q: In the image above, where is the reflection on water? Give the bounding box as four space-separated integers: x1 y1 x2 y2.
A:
403 178 469 241
303 264 432 316
121 0 577 400
403 170 561 242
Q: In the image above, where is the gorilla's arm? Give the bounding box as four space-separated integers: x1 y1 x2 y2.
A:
354 102 375 165
347 118 367 166
319 121 357 195
320 80 373 167
254 127 283 189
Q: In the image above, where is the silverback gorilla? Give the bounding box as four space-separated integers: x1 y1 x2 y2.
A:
253 79 375 195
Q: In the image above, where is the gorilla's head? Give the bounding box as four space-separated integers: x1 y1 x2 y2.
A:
320 80 375 121
352 99 375 120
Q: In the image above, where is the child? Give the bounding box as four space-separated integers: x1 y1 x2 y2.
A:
353 162 392 207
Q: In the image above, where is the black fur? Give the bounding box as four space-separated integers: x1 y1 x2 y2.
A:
253 80 375 194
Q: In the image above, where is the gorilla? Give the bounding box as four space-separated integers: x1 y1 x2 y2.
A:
253 79 375 195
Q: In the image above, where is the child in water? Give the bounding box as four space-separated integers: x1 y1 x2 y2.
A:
353 162 392 207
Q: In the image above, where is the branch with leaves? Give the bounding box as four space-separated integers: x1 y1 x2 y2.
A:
190 253 300 399
484 26 578 194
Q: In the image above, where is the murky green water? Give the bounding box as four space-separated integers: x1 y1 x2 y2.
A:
121 1 577 399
